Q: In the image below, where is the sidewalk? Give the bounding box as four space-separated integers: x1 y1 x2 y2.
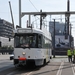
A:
0 55 10 60
53 56 67 58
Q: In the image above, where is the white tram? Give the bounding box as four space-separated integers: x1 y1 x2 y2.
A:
13 27 52 66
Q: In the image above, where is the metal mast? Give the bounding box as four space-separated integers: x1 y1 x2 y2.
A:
9 1 14 29
19 0 21 28
40 10 42 29
67 0 70 35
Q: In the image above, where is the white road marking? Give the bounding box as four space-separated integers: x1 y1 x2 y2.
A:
21 72 32 75
26 72 32 75
56 61 64 75
72 64 75 75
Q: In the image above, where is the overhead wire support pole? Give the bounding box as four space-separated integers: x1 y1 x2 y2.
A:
65 17 67 39
67 0 71 48
69 23 72 48
67 0 70 35
40 10 42 30
9 1 14 29
19 0 21 28
29 15 31 27
53 19 55 58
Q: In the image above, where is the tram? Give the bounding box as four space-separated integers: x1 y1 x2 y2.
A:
13 27 52 66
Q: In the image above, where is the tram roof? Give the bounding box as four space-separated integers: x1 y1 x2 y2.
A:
13 28 52 40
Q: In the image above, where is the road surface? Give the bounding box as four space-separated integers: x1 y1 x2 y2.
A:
0 55 75 75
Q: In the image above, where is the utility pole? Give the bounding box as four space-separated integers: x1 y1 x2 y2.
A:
40 10 42 29
29 15 31 27
70 23 72 48
65 0 70 35
53 19 55 58
65 17 68 39
19 0 21 28
65 0 70 48
67 0 71 48
67 0 70 35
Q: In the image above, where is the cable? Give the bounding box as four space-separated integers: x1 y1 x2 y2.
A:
29 0 39 12
28 0 41 26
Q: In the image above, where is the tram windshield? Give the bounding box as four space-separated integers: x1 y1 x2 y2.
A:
14 33 38 48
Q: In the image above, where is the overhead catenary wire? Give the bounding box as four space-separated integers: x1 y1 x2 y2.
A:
29 0 39 12
28 0 50 27
29 1 75 26
28 0 75 29
28 0 49 29
29 0 40 27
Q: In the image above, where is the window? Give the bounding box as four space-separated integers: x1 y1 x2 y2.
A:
42 36 52 49
38 35 42 48
14 33 37 48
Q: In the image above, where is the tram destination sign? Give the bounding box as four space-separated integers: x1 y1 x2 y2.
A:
17 29 33 33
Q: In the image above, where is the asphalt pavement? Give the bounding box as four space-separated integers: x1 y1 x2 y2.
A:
0 55 75 75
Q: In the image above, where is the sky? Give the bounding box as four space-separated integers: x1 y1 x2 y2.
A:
0 0 75 45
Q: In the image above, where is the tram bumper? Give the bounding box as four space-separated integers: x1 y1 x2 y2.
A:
35 59 44 66
19 57 26 65
14 58 44 66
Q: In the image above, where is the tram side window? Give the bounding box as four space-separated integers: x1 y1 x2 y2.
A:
42 36 50 48
38 35 42 48
49 40 52 48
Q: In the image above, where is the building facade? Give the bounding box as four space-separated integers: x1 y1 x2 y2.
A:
0 19 14 47
49 21 65 36
49 21 74 55
0 19 13 38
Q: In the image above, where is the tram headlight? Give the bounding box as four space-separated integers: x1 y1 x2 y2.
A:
22 52 26 55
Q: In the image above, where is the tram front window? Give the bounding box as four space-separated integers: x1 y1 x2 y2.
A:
14 34 37 48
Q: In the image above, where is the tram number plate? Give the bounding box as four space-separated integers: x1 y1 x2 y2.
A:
19 60 26 64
